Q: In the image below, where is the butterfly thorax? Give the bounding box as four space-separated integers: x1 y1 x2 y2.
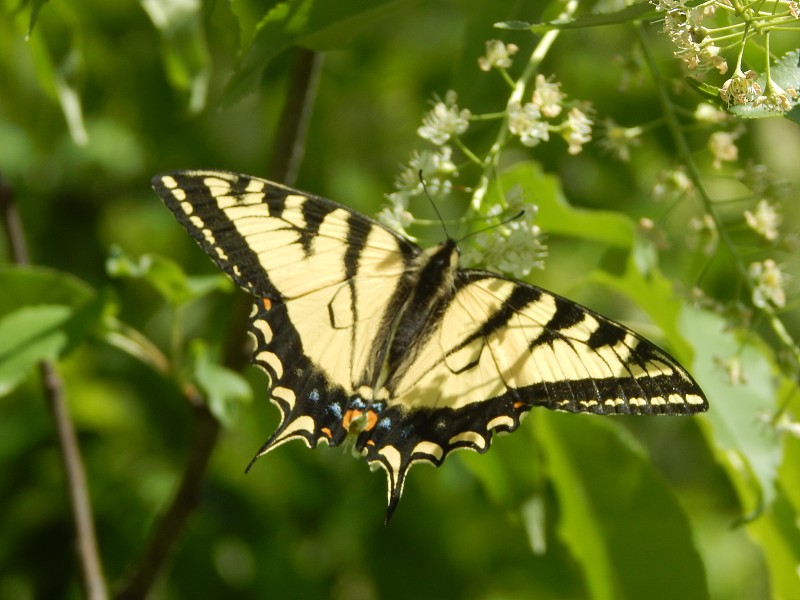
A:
379 240 459 391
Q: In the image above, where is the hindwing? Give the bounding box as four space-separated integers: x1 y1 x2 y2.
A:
154 169 417 392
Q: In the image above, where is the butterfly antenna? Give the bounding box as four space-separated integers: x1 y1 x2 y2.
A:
418 170 450 240
457 209 525 245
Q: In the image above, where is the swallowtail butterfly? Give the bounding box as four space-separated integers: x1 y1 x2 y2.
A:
153 170 707 520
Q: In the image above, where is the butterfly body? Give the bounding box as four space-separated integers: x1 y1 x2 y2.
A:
153 169 707 520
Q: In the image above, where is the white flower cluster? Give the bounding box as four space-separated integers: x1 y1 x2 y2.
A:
508 75 592 154
719 70 762 106
383 38 590 276
460 191 548 279
651 167 694 202
687 213 718 255
708 131 739 169
744 199 781 241
478 40 518 72
378 146 457 235
598 119 642 162
653 0 799 113
720 69 798 112
508 102 549 147
749 259 788 309
417 91 471 146
653 0 727 73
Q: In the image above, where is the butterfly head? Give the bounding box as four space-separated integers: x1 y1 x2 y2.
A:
421 238 460 275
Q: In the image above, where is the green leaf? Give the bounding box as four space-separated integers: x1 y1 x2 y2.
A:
0 306 69 396
19 0 50 38
54 48 88 145
786 104 800 126
0 299 102 397
222 0 418 105
107 245 232 306
141 0 211 114
536 413 709 600
589 255 692 361
767 49 800 95
22 21 88 145
680 307 781 515
743 487 800 600
685 77 726 109
494 161 635 249
0 266 103 396
0 265 94 318
189 340 252 427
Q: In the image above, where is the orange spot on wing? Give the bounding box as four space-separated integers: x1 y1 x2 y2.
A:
262 297 272 311
364 410 378 432
321 427 332 438
513 401 525 409
342 409 360 431
342 408 379 433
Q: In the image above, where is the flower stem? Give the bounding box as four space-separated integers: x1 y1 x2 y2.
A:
470 0 578 211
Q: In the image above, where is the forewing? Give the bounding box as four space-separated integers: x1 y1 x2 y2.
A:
153 170 419 452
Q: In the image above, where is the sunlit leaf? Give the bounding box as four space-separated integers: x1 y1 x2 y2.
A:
107 245 232 306
680 308 781 514
494 161 635 249
189 340 252 426
54 48 88 145
744 488 800 600
536 413 709 600
0 306 70 396
16 0 50 38
0 265 94 318
0 297 102 397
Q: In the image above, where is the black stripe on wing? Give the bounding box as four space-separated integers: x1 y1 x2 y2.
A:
153 171 277 296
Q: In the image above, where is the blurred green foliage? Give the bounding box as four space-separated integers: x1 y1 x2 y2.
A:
1 1 799 599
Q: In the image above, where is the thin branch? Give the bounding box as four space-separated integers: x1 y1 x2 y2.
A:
1 176 30 264
114 48 324 599
268 48 325 185
0 176 109 600
40 362 109 600
114 404 220 600
469 0 577 212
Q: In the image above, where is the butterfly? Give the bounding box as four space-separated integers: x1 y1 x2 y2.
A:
152 169 707 521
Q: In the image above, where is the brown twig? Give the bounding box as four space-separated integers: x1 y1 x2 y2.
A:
114 402 220 600
0 176 109 600
114 48 324 599
269 48 325 186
